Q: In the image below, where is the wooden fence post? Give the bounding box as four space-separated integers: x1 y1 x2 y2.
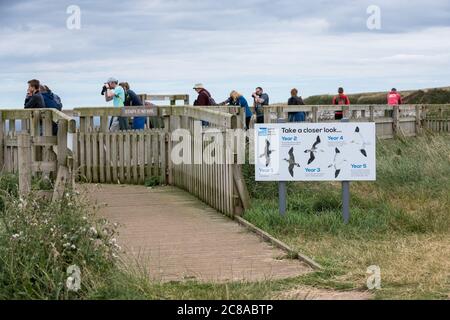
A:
18 133 32 196
57 119 68 168
369 106 375 122
312 106 319 123
415 105 423 136
393 105 400 136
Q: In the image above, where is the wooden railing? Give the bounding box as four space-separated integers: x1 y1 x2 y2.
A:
74 129 167 185
66 106 250 216
262 104 427 138
0 109 76 199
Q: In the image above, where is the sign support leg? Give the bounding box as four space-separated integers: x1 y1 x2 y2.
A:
341 117 350 224
342 180 350 224
279 181 287 216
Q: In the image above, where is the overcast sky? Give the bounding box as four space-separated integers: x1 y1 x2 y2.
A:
1 0 450 108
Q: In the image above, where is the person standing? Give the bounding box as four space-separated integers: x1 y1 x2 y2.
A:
387 88 402 105
193 83 215 106
120 82 146 130
252 87 269 124
24 79 45 109
104 77 128 131
229 91 253 129
332 87 350 120
287 88 306 122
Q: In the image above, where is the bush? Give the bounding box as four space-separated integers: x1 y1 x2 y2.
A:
0 190 120 299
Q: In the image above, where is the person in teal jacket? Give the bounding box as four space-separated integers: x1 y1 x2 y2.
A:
229 91 253 129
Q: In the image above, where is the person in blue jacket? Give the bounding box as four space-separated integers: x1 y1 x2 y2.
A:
120 82 146 130
287 88 306 122
229 91 253 129
40 85 63 134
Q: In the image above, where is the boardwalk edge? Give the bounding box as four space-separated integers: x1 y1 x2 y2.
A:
235 216 323 270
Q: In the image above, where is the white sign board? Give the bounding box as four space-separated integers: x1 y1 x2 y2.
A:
255 123 376 181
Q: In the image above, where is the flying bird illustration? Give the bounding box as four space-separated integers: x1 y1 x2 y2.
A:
304 135 324 165
328 147 348 178
259 139 275 167
283 147 301 177
350 126 368 157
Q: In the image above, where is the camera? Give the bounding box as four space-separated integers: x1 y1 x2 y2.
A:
101 84 108 96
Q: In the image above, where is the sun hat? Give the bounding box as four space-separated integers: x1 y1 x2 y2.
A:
193 83 204 90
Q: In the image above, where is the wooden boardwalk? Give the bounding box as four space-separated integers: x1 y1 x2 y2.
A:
86 184 311 282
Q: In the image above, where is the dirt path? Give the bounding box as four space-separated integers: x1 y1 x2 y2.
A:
86 184 311 282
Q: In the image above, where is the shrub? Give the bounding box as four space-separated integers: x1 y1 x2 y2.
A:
0 190 120 299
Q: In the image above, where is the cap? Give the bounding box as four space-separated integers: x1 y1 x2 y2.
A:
106 77 118 84
193 83 204 90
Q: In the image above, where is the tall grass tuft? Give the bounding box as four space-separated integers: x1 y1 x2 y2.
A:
0 181 120 300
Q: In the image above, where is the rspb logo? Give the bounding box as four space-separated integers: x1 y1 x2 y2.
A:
258 128 268 136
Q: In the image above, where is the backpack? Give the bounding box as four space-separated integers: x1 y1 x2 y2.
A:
208 96 218 106
53 93 63 111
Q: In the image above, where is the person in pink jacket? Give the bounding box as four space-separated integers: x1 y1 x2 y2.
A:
387 88 402 105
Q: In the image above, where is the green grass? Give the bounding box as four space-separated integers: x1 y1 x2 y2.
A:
242 134 450 299
304 87 450 105
1 134 448 300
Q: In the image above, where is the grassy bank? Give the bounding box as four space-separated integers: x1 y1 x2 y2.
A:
304 87 450 105
242 134 450 299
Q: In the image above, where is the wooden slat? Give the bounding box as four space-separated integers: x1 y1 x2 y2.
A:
118 133 125 183
85 132 92 182
105 133 111 183
99 132 105 183
125 133 131 184
111 133 118 183
132 132 138 184
79 132 86 179
138 132 145 184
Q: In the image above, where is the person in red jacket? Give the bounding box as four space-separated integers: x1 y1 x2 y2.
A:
387 88 402 105
332 87 350 120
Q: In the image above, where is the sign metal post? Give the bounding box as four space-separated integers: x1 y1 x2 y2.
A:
341 117 350 224
278 118 287 216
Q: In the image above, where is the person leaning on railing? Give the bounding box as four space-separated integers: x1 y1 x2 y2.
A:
119 82 146 130
24 79 45 109
386 88 402 117
104 77 128 131
229 91 253 129
287 88 306 122
332 87 350 120
252 87 269 124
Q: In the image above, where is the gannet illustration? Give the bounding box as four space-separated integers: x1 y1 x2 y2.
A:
350 126 368 157
328 147 348 178
259 139 275 167
304 135 324 165
283 147 301 178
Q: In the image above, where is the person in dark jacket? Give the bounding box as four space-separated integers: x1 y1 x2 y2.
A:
287 88 306 122
120 82 146 130
24 79 45 109
193 83 214 106
39 85 60 135
252 87 269 124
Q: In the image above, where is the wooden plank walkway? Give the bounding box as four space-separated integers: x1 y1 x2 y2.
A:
86 184 311 282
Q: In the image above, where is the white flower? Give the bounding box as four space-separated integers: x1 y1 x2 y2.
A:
70 244 76 250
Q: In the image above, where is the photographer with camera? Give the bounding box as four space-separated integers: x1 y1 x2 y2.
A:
252 87 269 124
102 77 128 131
